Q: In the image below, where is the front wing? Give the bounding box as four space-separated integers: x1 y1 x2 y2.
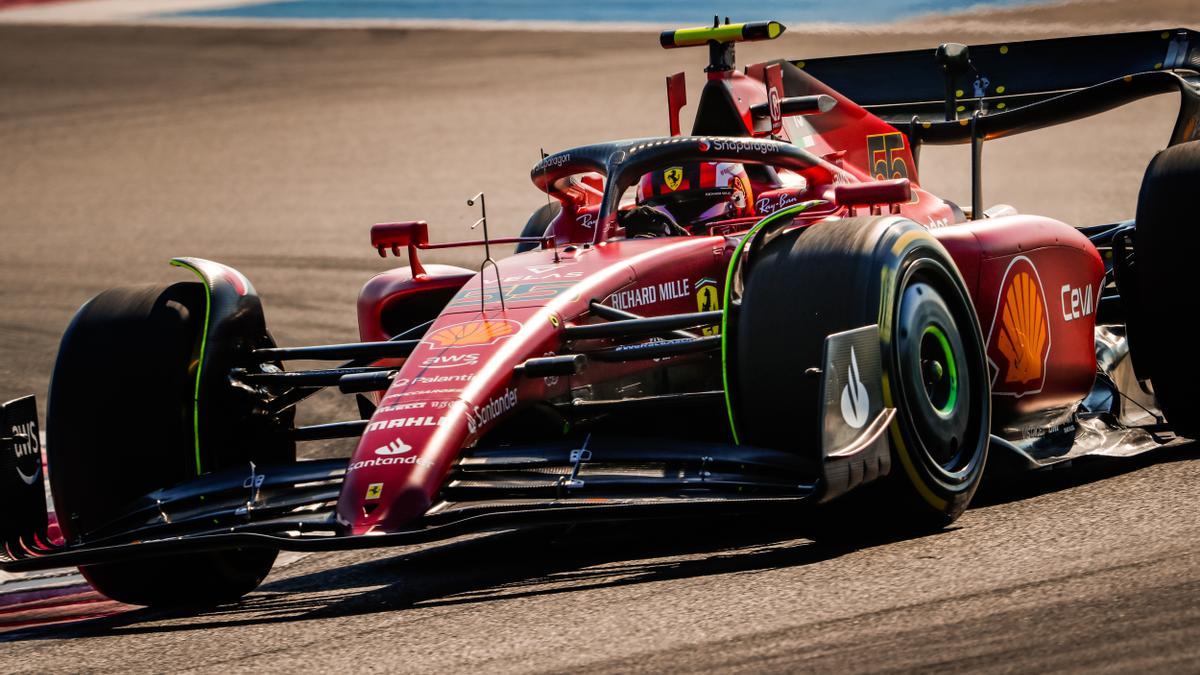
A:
0 327 895 572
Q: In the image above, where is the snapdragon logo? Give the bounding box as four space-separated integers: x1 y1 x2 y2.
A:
536 153 571 171
466 388 519 434
708 139 777 155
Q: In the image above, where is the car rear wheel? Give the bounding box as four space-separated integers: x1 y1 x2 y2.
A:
735 216 990 529
47 283 281 607
1130 139 1200 437
515 201 561 253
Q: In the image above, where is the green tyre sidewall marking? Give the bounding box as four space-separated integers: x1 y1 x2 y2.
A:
169 259 211 477
720 200 826 444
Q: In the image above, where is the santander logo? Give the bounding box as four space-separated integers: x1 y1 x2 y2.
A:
375 437 412 456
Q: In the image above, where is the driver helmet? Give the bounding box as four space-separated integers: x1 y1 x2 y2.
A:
635 162 754 228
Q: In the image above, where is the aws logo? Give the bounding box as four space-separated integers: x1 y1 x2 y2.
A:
986 256 1051 398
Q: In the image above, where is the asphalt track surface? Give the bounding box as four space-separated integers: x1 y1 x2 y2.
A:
2 9 1200 672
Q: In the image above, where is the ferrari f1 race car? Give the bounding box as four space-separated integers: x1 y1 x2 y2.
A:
3 20 1200 607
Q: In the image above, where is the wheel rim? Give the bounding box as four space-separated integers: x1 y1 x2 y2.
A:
894 265 984 483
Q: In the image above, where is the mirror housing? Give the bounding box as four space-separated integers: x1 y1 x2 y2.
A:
371 221 430 276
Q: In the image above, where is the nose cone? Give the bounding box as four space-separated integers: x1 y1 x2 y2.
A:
335 407 465 535
339 483 432 535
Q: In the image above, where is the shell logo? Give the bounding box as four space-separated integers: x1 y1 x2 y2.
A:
422 319 520 349
986 256 1051 397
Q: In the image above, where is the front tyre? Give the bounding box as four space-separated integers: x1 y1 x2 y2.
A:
735 216 989 529
48 283 280 607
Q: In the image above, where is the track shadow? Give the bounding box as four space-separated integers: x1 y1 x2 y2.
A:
3 441 1197 643
0 515 919 642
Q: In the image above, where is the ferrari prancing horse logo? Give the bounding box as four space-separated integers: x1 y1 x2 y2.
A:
664 166 683 191
695 278 720 336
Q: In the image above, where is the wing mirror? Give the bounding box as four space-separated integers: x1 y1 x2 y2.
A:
371 221 430 275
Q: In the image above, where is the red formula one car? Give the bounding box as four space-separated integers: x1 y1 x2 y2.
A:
3 21 1200 607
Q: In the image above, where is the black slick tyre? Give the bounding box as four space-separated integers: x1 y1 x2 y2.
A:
515 201 561 253
1131 140 1200 437
47 283 280 607
735 216 990 529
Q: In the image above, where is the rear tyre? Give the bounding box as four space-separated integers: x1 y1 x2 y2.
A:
48 283 280 607
1131 140 1200 437
735 216 990 530
515 201 561 253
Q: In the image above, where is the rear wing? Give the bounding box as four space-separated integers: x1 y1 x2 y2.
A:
793 28 1200 147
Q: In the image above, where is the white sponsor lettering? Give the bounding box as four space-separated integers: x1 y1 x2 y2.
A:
393 388 464 398
610 285 656 310
466 388 519 434
376 401 427 413
348 454 433 473
366 416 446 432
527 262 577 274
658 278 690 302
708 139 777 154
393 373 473 387
536 153 571 170
608 279 691 310
502 271 583 282
419 353 480 369
755 192 799 215
1060 283 1095 322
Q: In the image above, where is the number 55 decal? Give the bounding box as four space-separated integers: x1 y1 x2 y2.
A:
866 132 911 181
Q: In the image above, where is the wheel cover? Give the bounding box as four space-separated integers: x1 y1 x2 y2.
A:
920 324 959 416
892 261 987 486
